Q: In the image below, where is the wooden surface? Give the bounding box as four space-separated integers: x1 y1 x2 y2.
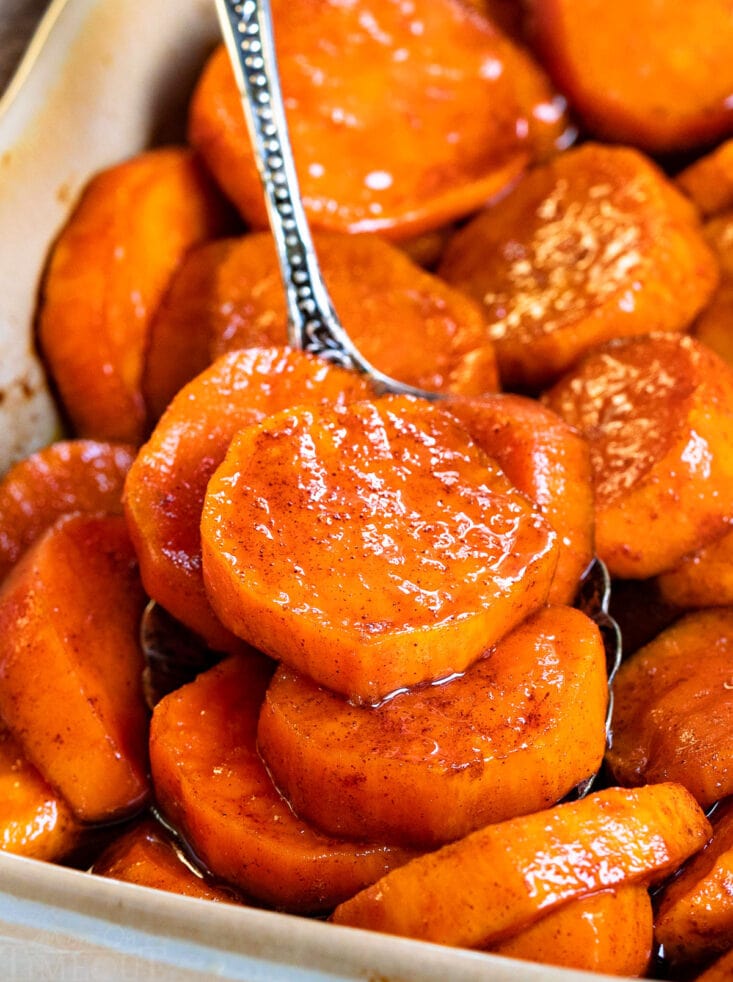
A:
0 0 53 93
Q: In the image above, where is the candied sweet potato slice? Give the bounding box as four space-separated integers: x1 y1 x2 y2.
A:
144 231 499 421
678 141 733 218
694 212 733 369
188 0 569 239
527 0 733 153
258 605 607 848
543 334 733 579
445 393 593 604
149 654 414 912
0 440 134 583
125 347 372 652
0 514 149 821
331 783 711 948
92 818 242 904
37 147 231 444
656 527 733 610
439 144 718 390
656 798 733 965
491 885 653 977
0 726 80 862
202 396 558 702
607 609 733 806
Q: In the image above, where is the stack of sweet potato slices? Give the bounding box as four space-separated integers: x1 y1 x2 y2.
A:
5 0 733 977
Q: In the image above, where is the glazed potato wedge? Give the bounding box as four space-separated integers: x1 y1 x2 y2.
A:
528 0 733 153
258 605 607 848
150 654 415 913
445 393 593 604
38 148 231 445
0 514 149 821
607 609 733 805
202 396 558 702
439 144 717 390
0 440 134 583
0 727 80 863
491 885 653 977
332 783 710 948
655 798 733 966
544 334 733 579
678 139 733 217
144 231 499 421
92 818 243 904
189 0 567 238
124 347 372 652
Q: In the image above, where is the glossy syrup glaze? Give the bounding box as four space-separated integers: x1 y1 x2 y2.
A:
201 394 559 700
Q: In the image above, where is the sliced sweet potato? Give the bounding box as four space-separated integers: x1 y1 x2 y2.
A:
202 396 558 702
694 212 733 368
0 514 149 821
656 798 733 965
149 654 415 912
527 0 733 153
439 143 719 390
445 393 593 604
92 818 243 903
491 885 653 977
607 609 733 806
678 141 733 218
543 334 733 579
144 231 499 422
0 440 134 583
695 284 733 369
258 605 607 848
0 726 80 862
331 783 711 948
125 347 372 652
37 147 232 444
188 0 569 239
656 527 733 610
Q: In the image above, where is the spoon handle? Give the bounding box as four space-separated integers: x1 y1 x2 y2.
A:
215 0 442 399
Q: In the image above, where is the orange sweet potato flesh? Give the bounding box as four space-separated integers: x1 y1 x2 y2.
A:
188 0 570 239
149 654 415 913
491 885 653 977
439 143 719 390
694 212 733 369
202 396 558 702
144 231 499 422
543 334 733 579
92 818 242 904
0 440 134 583
125 347 372 652
37 147 232 445
655 798 733 965
0 513 149 821
331 783 711 948
258 605 607 848
527 0 733 153
656 527 733 609
607 609 733 806
445 393 593 604
0 726 80 862
678 141 733 218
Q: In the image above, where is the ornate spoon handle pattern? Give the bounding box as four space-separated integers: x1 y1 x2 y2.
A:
215 0 442 399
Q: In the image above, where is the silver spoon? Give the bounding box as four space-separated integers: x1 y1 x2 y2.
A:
214 0 443 400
